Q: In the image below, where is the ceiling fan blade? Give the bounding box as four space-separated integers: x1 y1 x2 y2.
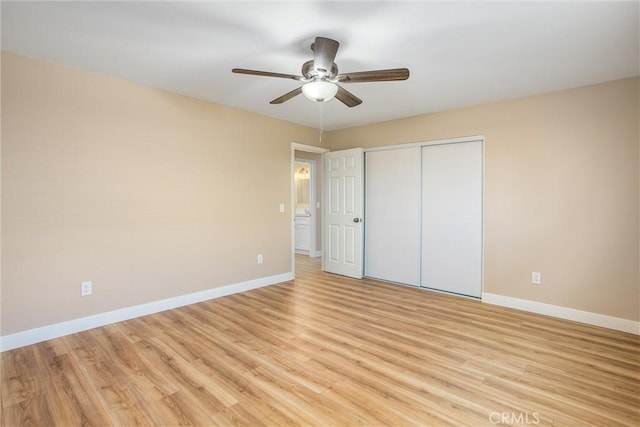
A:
232 68 302 81
270 87 303 104
335 85 363 108
338 68 410 83
312 37 339 76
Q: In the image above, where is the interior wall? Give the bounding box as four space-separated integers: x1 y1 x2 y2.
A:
328 77 640 322
1 52 320 335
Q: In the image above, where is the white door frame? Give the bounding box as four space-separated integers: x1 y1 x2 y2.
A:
291 143 328 277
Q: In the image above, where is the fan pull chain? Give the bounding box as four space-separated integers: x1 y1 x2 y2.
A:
319 102 324 144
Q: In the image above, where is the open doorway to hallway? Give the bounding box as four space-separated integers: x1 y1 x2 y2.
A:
291 143 327 278
293 159 317 257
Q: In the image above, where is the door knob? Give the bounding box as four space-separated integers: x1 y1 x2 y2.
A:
353 218 363 223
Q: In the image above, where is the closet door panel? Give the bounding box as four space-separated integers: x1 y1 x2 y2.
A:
421 141 482 297
364 147 421 286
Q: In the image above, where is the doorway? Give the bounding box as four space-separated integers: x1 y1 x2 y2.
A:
291 143 328 277
294 159 315 256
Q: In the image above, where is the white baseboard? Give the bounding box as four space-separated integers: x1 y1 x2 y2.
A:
482 292 639 335
311 250 322 258
1 272 294 352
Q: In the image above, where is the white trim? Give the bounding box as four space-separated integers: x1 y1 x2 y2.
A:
481 140 486 299
291 142 328 154
363 135 485 153
482 292 640 335
1 272 293 352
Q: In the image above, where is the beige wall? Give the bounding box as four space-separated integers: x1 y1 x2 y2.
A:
328 77 640 322
1 52 320 335
2 50 638 337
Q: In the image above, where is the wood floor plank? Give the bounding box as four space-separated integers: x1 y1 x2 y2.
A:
208 403 267 427
32 342 110 425
2 255 639 426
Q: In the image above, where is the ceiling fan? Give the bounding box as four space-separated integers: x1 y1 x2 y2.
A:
232 37 409 107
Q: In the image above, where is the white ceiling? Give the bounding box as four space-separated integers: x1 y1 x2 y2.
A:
2 1 638 131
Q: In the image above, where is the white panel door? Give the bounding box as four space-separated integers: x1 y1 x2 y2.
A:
421 140 483 297
364 147 421 286
323 148 364 278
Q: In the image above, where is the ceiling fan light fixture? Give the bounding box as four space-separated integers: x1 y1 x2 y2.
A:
302 81 338 103
232 37 408 107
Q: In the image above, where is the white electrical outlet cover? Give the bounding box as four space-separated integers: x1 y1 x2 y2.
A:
531 272 541 285
81 281 92 296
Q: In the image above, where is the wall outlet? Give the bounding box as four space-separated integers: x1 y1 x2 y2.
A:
81 281 92 296
257 254 263 264
531 272 542 285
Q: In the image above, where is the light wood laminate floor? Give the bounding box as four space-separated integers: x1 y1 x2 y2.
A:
2 256 639 426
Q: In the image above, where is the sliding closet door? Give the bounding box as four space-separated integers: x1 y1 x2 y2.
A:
365 147 421 286
421 141 482 297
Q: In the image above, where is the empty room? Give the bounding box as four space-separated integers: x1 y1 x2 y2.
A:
1 1 639 426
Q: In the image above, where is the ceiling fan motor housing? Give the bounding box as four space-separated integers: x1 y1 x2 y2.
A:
302 60 338 81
